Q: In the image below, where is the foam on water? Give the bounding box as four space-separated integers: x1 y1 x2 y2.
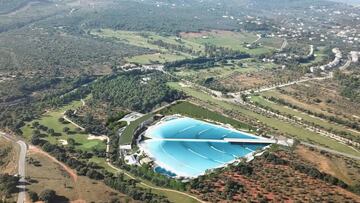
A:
141 117 269 177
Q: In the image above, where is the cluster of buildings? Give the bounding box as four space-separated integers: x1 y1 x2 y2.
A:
310 48 342 73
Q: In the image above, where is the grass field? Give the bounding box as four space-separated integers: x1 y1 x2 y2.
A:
93 29 204 52
173 58 277 82
26 152 133 202
91 29 201 64
120 113 154 145
257 37 284 49
250 95 360 138
261 83 360 123
93 29 279 66
126 53 187 64
21 99 106 152
159 101 252 131
181 30 276 55
167 82 360 157
296 146 360 186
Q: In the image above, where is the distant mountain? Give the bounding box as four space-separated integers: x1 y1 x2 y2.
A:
329 0 360 5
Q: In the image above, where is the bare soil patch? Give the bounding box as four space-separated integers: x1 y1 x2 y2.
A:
26 148 134 203
0 137 19 174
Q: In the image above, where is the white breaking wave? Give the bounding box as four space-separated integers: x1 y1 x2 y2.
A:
210 146 226 154
178 125 197 133
187 148 209 159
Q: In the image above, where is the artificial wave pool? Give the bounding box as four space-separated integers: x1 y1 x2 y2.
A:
140 117 271 177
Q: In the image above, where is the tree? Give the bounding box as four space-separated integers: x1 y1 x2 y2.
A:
47 129 55 135
67 138 76 146
39 189 56 203
28 191 39 202
58 117 65 123
63 127 70 133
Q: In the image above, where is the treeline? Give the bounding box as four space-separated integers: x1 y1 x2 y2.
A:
200 77 229 93
0 75 94 133
104 174 170 203
149 39 197 55
65 110 108 135
264 96 360 143
30 136 170 202
91 71 183 113
119 163 186 191
0 173 19 199
164 52 250 70
204 44 251 58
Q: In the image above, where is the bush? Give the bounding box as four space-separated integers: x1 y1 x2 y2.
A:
39 189 56 203
28 191 39 202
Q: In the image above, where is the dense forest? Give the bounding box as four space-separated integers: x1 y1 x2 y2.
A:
91 71 183 113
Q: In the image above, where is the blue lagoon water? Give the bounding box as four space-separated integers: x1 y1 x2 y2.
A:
141 117 269 177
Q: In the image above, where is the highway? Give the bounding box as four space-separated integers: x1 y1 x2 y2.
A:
16 140 27 203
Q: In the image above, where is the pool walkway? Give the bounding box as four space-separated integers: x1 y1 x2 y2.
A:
148 138 276 144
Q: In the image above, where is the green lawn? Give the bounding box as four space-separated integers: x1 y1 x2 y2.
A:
182 31 275 55
159 101 252 131
120 113 154 145
89 157 118 173
168 82 360 157
21 99 106 152
126 53 188 65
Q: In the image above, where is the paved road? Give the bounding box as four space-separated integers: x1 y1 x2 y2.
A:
16 140 27 203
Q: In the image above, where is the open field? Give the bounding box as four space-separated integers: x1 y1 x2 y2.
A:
296 146 360 186
180 30 278 55
126 53 187 64
89 156 118 174
26 150 133 203
219 69 303 91
21 99 106 152
257 37 284 49
92 29 203 53
93 29 280 66
250 95 360 138
91 29 203 64
261 80 360 123
0 137 19 174
173 58 277 83
167 82 360 157
137 179 199 203
91 29 165 51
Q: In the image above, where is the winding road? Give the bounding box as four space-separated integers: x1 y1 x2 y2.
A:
0 132 27 203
